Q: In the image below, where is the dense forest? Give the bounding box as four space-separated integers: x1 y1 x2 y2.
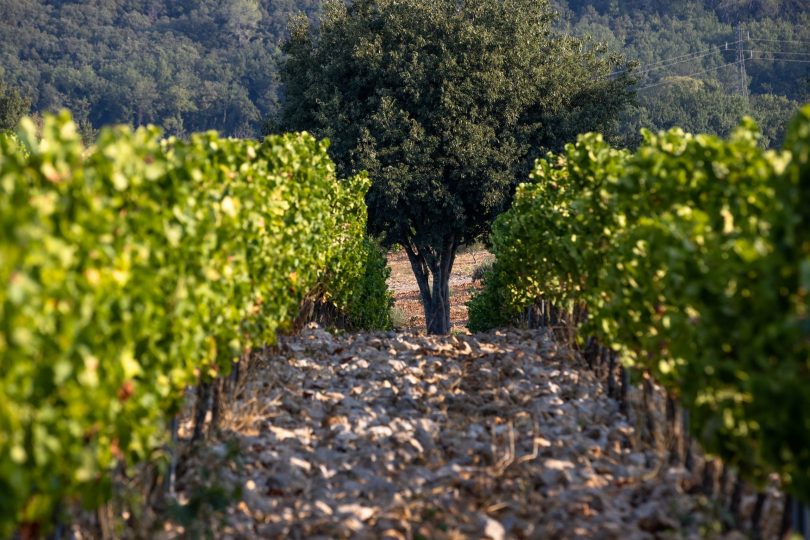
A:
0 0 807 144
557 0 810 146
0 0 320 137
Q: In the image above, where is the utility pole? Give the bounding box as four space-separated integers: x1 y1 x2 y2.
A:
736 23 749 100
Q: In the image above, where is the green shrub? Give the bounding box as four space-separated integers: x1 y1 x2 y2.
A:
344 237 394 331
467 264 522 332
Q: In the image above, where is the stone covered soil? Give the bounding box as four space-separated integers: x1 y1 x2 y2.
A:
177 326 782 539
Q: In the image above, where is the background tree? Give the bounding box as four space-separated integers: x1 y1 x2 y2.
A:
0 81 30 131
277 0 633 334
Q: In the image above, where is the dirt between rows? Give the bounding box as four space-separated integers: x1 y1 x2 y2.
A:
386 249 493 332
174 326 783 539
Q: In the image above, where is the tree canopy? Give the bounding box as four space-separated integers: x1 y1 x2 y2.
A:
0 81 30 132
277 0 633 334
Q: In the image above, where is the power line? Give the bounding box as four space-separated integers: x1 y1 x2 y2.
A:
634 54 809 93
631 45 730 69
749 57 810 65
620 50 721 78
749 38 810 46
603 32 809 90
636 60 740 92
605 46 732 77
746 50 810 57
638 50 725 74
606 43 739 78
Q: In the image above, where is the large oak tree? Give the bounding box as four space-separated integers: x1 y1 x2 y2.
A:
278 0 633 334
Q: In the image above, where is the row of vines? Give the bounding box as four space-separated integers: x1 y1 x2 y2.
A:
0 112 390 536
469 106 810 505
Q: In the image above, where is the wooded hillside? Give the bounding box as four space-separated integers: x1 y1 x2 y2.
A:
557 0 809 146
0 0 806 142
0 0 319 137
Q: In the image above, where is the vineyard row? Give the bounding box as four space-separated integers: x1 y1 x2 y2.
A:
0 112 387 535
470 106 810 505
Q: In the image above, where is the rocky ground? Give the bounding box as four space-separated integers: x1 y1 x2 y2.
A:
173 326 784 539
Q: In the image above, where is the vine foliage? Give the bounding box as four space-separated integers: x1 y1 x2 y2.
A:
469 106 810 503
0 111 385 534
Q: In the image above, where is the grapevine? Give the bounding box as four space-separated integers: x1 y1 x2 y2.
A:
470 106 810 502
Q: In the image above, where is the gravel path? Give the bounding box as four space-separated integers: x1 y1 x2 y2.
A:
182 326 781 539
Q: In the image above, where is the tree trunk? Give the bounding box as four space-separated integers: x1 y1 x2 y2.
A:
404 235 456 335
728 475 743 527
750 492 767 540
192 381 211 442
666 394 682 466
683 407 694 471
619 365 629 415
781 494 793 540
